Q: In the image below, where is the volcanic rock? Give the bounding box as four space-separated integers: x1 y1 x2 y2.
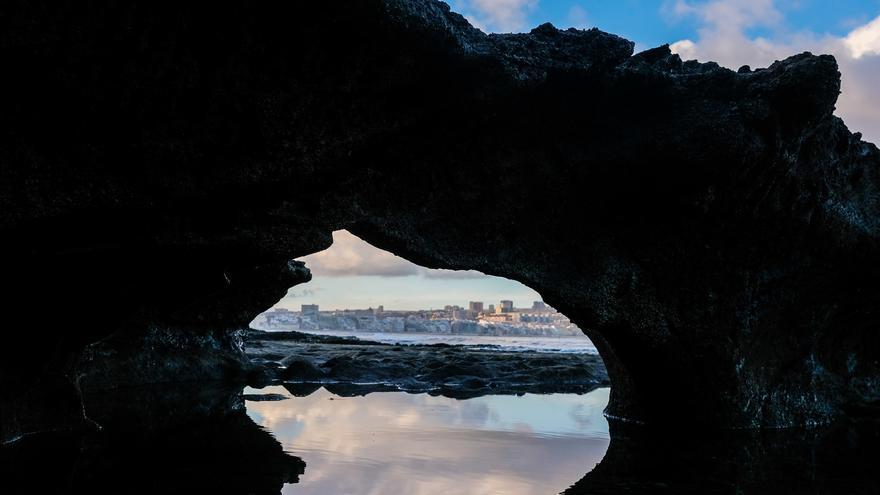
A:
1 0 878 441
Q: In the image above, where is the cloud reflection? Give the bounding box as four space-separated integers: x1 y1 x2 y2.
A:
246 387 611 495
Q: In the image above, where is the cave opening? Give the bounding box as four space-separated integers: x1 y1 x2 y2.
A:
3 1 880 493
241 230 612 494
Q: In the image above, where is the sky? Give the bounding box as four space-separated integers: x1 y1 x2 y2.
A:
451 0 880 143
276 1 880 312
276 230 543 311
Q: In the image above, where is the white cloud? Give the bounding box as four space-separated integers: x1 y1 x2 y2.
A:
298 230 488 280
667 1 880 143
671 0 782 30
844 15 880 58
455 0 539 33
298 230 419 277
668 38 697 58
666 0 785 68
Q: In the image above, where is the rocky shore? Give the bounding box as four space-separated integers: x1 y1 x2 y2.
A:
244 330 609 399
3 0 879 441
2 381 305 495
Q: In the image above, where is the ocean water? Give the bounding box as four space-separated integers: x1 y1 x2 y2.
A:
245 385 611 495
285 329 599 354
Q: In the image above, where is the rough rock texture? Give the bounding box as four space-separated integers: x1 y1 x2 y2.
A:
2 383 306 494
245 330 609 398
565 419 880 494
1 0 879 441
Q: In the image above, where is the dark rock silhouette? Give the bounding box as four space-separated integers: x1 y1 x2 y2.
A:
565 419 880 494
1 0 878 445
246 329 609 398
1 383 305 494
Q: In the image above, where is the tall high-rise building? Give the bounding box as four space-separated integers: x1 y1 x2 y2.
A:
532 301 547 310
301 304 319 316
498 300 514 313
468 301 484 313
488 304 495 313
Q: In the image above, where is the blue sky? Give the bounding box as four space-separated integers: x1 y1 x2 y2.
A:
452 1 880 142
274 1 880 312
451 1 880 45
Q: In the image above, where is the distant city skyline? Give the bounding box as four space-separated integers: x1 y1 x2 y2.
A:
273 230 543 311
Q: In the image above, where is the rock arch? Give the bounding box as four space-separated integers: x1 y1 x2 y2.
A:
1 0 878 442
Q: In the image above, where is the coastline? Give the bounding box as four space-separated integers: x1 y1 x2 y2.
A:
251 326 599 354
244 330 608 399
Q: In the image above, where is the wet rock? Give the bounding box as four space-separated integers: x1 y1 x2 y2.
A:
1 0 877 433
565 418 880 494
246 367 275 389
1 405 306 495
245 333 609 398
448 376 489 390
278 357 326 381
242 393 289 402
0 381 306 493
281 383 324 397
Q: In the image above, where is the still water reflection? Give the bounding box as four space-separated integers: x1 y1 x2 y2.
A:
245 386 611 495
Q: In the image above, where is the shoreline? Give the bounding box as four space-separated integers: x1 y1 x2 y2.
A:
244 330 609 399
250 327 599 355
